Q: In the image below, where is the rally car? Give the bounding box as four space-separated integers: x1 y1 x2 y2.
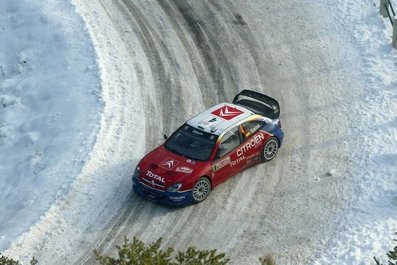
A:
132 90 284 205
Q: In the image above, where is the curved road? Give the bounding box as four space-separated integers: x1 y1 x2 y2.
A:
72 0 363 264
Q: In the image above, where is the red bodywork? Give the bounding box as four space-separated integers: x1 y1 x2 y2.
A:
137 129 272 193
133 93 284 205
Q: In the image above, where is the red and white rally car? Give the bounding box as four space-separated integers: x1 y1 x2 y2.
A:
132 90 284 205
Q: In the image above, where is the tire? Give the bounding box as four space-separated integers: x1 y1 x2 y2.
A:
261 137 279 162
192 177 211 203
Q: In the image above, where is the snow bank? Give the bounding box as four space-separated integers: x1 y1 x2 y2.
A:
312 1 397 264
0 0 101 250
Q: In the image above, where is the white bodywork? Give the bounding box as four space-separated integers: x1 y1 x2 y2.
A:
187 103 254 135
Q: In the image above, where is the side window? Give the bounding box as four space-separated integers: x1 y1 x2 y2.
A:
216 127 240 158
239 120 264 140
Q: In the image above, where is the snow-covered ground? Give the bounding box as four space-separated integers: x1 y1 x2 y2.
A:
0 0 101 251
0 0 396 264
312 1 397 263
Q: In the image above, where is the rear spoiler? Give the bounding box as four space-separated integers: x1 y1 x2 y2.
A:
232 90 280 119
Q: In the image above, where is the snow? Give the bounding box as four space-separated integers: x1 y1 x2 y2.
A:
0 0 396 264
0 0 101 252
311 1 397 263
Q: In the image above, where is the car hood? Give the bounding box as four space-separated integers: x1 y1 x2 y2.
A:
138 145 203 190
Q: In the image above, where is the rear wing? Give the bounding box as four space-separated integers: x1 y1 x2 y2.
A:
232 90 280 119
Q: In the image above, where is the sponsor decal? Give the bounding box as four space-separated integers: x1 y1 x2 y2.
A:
212 157 231 172
211 105 243 120
176 166 193 174
246 153 257 160
146 170 165 183
230 155 245 166
160 158 179 170
237 132 265 157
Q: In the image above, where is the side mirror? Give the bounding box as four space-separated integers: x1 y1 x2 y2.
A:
163 134 168 140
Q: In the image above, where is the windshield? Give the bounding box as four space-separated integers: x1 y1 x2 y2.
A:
165 124 217 161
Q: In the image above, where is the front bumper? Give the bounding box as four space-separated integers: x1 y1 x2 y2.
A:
132 175 192 206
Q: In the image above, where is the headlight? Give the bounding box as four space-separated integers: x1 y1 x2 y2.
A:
167 183 182 192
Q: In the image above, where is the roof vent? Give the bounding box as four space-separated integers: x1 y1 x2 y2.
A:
197 115 223 133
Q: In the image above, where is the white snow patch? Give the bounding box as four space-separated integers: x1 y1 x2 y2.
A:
312 0 397 264
0 0 101 251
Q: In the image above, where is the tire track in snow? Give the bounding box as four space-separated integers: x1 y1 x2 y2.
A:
170 0 232 102
156 0 217 105
77 0 217 258
107 0 215 246
120 0 186 134
76 0 299 263
70 1 358 264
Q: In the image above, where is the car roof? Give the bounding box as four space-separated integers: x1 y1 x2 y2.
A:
186 103 254 135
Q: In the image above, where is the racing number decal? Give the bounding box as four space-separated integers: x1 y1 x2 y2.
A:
212 157 231 172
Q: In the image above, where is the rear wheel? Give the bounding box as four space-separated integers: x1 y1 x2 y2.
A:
261 137 279 162
192 177 211 203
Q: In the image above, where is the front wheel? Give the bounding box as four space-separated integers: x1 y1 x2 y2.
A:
192 177 211 203
261 137 279 162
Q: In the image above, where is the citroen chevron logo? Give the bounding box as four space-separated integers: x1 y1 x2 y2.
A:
160 158 179 170
211 105 243 120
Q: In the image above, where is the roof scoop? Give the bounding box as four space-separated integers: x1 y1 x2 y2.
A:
197 115 224 133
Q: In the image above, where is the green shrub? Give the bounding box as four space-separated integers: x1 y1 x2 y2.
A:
1 237 276 265
94 236 230 265
0 254 37 265
174 247 229 265
0 254 20 265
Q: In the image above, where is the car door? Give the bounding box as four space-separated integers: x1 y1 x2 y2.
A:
239 120 267 166
211 127 245 185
